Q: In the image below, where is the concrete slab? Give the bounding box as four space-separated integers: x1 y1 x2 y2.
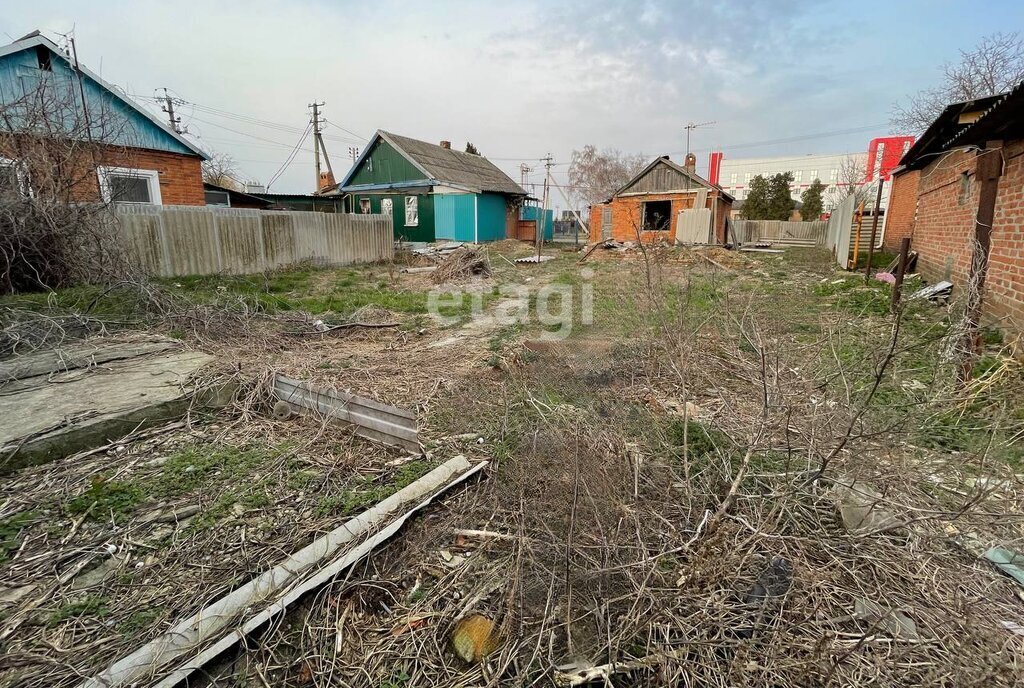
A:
0 338 223 473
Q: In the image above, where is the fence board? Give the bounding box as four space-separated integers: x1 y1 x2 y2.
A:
733 220 827 246
116 206 392 277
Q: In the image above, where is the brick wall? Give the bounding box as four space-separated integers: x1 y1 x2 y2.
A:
588 190 730 244
882 169 919 251
0 134 204 206
912 141 1024 332
97 148 205 206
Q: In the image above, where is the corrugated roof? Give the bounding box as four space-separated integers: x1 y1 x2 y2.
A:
379 131 526 195
898 92 1005 170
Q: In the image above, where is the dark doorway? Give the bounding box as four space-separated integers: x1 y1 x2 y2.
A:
642 200 671 231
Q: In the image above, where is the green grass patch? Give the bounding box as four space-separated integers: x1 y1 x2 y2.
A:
66 478 143 522
48 595 109 626
118 607 164 637
316 460 434 518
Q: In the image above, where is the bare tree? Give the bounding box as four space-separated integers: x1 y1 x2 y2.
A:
891 32 1024 133
0 64 138 293
825 154 869 211
567 145 646 211
202 151 241 190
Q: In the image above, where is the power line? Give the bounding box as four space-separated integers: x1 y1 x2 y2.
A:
267 122 313 189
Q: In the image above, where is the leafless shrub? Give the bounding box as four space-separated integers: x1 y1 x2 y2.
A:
0 56 140 294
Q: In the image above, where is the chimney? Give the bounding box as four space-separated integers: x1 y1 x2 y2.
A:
440 140 451 149
318 171 336 193
684 153 697 174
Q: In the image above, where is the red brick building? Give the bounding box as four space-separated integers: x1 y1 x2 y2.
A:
894 84 1024 333
0 32 207 206
589 155 733 245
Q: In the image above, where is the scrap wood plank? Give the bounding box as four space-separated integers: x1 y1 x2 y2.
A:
81 455 486 688
274 374 419 452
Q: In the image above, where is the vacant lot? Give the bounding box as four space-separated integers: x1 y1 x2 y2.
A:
1 243 1023 687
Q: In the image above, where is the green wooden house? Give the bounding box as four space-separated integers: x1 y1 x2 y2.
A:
333 131 526 242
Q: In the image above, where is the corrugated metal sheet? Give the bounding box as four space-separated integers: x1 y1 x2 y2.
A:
117 206 392 277
826 195 857 268
675 209 712 244
733 220 827 246
274 374 419 452
520 206 554 240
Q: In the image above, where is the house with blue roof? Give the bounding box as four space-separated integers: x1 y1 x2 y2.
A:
0 31 208 206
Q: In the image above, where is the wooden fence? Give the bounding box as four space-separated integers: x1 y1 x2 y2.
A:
733 220 828 247
116 205 392 277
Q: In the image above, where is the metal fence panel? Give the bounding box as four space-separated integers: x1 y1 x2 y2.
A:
733 220 827 246
826 194 857 268
116 206 392 277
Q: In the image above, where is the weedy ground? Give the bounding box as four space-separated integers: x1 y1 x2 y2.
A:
1 242 1022 687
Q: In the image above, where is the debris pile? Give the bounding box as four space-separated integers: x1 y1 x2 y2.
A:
431 246 492 284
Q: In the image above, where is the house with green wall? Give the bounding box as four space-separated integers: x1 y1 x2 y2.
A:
332 131 527 242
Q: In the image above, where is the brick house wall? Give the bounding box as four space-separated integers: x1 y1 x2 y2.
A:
95 147 205 206
912 140 1024 332
1 135 204 206
882 169 920 251
588 190 730 244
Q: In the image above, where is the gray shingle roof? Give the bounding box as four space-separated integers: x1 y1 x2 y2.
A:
381 131 526 195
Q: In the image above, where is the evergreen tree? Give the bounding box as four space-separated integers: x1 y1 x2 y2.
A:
742 172 795 220
465 142 481 155
800 178 825 220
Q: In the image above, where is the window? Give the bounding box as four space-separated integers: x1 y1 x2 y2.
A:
829 168 838 182
381 198 393 215
641 200 672 231
204 190 230 206
405 196 418 226
808 169 818 181
0 158 29 199
730 173 738 184
359 198 371 214
97 166 161 205
958 172 972 205
794 170 803 182
744 172 751 183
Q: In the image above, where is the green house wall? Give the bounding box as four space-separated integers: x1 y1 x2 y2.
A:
349 139 425 186
352 192 434 242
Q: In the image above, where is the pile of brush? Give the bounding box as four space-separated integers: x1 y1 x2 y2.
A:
430 246 491 284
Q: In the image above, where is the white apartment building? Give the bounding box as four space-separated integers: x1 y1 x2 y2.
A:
717 152 871 207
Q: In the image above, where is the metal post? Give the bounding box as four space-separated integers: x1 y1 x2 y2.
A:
864 179 885 282
851 201 864 270
890 237 911 314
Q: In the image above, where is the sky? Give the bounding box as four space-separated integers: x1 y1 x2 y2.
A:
3 0 1022 204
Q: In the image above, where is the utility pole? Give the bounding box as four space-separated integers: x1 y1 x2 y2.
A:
348 147 360 163
309 102 324 191
536 155 553 261
162 88 182 134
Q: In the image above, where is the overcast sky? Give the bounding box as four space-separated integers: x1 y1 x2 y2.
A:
3 0 1022 203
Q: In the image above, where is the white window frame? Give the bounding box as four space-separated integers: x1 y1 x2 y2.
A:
381 197 393 215
404 195 419 226
359 197 371 214
0 157 32 197
808 169 818 181
793 170 803 182
97 166 162 205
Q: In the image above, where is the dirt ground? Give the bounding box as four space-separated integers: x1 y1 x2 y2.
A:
2 242 1024 687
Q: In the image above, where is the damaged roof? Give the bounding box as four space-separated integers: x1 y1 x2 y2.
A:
898 89 1017 170
612 156 734 202
339 130 526 196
